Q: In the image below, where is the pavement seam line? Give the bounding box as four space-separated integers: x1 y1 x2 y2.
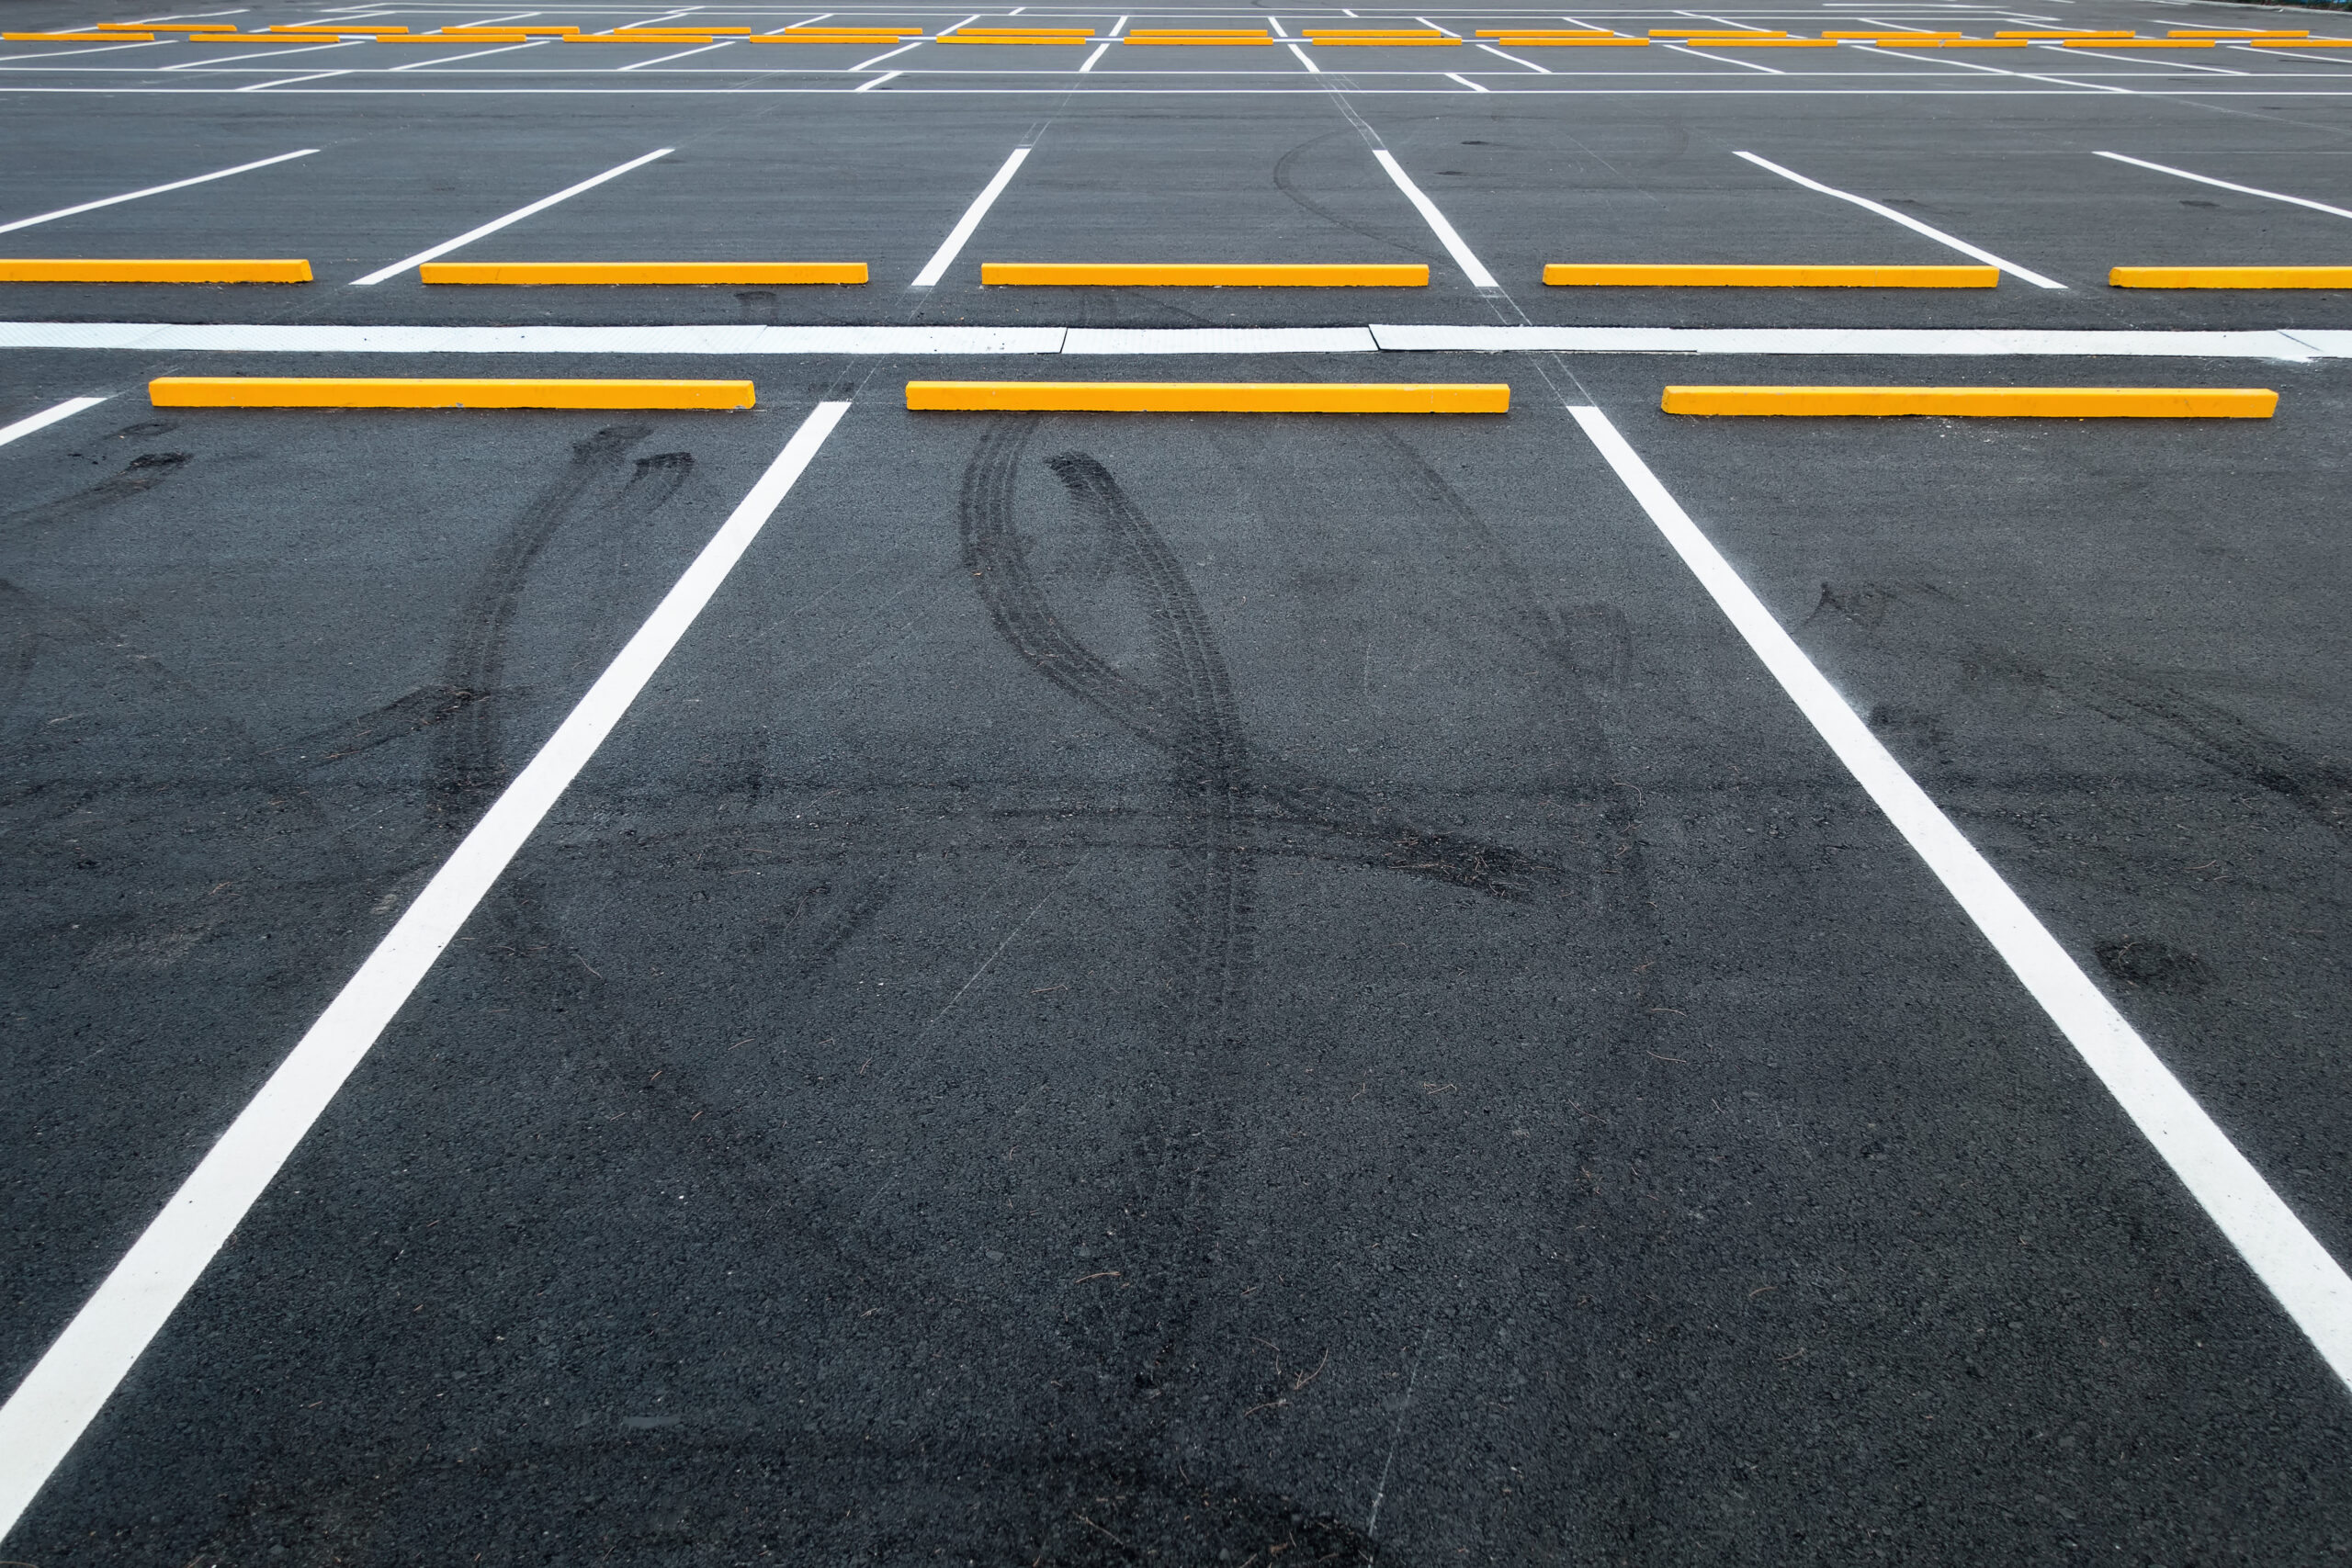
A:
1568 400 2352 1398
0 399 853 1546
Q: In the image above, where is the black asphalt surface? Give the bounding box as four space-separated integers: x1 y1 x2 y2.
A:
5 0 2352 1563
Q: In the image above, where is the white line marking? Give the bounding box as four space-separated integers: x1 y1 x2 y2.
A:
1477 41 1549 72
1446 70 1488 90
854 66 899 88
1566 400 2352 1400
1414 14 1457 35
348 146 672 285
1666 42 1783 73
616 39 733 67
1372 148 1498 288
0 148 315 234
1265 14 1286 37
850 37 921 68
1079 39 1109 70
0 400 853 1549
163 39 355 67
911 144 1028 288
2095 149 2352 220
237 66 348 87
1288 39 1319 71
388 38 545 68
0 395 104 448
1108 13 1128 37
2063 44 2242 71
1734 149 2066 288
0 39 168 62
0 321 2319 359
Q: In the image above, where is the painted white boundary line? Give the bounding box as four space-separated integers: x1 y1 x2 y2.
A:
1373 149 1498 288
2094 150 2352 222
0 149 316 235
0 400 850 1547
348 146 672 285
1568 401 2352 1396
910 144 1028 288
1734 149 2068 289
0 395 105 447
0 321 2325 359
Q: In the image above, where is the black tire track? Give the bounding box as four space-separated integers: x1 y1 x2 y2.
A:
431 428 693 814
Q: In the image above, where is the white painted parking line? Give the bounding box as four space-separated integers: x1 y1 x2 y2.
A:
911 145 1029 288
1477 41 1549 72
1288 41 1319 72
2065 45 2244 72
1373 149 1498 288
0 395 105 449
854 67 901 89
1667 43 1785 73
1568 400 2352 1399
2095 149 2352 220
1079 39 1110 71
0 321 2324 358
1734 149 2067 288
617 39 736 68
1447 71 1489 91
163 39 356 68
0 148 316 234
348 146 673 285
851 38 922 69
0 399 853 1549
389 39 548 69
0 39 167 62
239 69 350 90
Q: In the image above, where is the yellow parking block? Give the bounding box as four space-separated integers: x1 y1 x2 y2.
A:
611 25 750 33
1907 40 2030 48
151 378 756 410
266 23 414 33
1824 29 1956 37
982 262 1426 286
96 21 233 29
1125 33 1272 43
749 31 914 41
422 262 867 285
937 32 1094 42
2252 38 2352 46
1996 28 2132 37
1494 37 1648 45
1651 28 1788 36
6 31 154 39
2171 28 2305 36
2110 266 2352 288
1545 264 1996 288
1680 38 1838 46
1476 28 1609 35
0 258 311 282
907 381 1508 413
1308 36 1461 44
1661 386 2276 417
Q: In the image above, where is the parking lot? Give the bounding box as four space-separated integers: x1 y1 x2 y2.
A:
3 0 2351 1562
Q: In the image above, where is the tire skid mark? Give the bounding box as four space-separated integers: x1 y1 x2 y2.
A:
432 427 693 815
2 450 191 531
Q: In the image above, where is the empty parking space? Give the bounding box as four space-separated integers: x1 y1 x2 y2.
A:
6 0 2352 1562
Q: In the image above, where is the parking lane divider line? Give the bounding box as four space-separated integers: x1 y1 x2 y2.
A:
0 149 317 236
1545 263 1996 287
422 261 865 284
0 394 105 448
906 380 1507 412
1657 384 2276 417
0 258 311 282
1567 400 2352 1396
2110 265 2352 288
1733 150 2065 289
911 145 1029 288
2091 151 2352 222
149 377 755 409
349 147 673 287
981 262 1426 286
0 399 850 1548
1371 150 1497 289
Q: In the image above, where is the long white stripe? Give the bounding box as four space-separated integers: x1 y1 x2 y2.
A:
0 395 105 447
348 147 672 285
1567 402 2352 1395
0 149 314 234
1372 149 1498 288
0 400 851 1546
1734 149 2067 288
2094 150 2352 221
910 145 1028 288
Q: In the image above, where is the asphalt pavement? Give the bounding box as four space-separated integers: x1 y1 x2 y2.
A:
3 0 2351 1562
